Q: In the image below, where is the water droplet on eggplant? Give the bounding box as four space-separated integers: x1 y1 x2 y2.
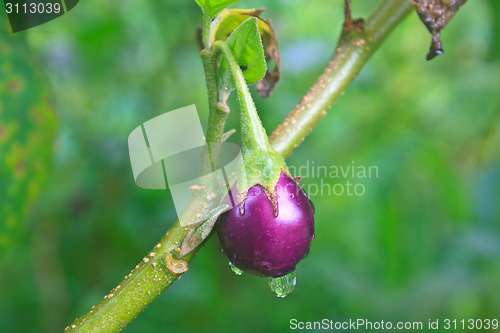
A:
269 271 296 298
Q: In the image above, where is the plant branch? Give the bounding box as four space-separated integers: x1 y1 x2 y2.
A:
199 48 228 176
67 0 413 331
202 12 211 48
269 0 413 158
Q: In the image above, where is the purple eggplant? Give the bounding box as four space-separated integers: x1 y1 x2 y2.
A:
217 171 315 278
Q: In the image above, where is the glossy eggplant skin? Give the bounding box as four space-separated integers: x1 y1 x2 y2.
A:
217 172 315 278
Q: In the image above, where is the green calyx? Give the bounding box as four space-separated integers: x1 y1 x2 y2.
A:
239 147 288 198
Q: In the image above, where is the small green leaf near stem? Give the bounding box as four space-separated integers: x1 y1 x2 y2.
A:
208 8 282 97
223 17 267 85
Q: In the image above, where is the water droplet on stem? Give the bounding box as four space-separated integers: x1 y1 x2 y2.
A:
269 271 296 298
229 262 243 276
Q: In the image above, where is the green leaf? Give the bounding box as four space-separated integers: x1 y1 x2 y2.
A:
222 17 267 85
195 0 239 18
0 18 57 261
211 8 281 97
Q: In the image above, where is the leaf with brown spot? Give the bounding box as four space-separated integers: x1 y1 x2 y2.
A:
211 8 281 98
411 0 469 60
0 15 57 261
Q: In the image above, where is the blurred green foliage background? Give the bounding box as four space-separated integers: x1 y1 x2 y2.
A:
1 0 500 332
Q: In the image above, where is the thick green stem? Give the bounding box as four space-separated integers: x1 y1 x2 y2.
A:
67 1 413 331
199 49 228 176
215 41 271 154
269 0 413 158
214 41 286 190
65 221 194 332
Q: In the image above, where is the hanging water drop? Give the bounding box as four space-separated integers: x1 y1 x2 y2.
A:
269 271 296 298
229 262 243 276
219 244 225 253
